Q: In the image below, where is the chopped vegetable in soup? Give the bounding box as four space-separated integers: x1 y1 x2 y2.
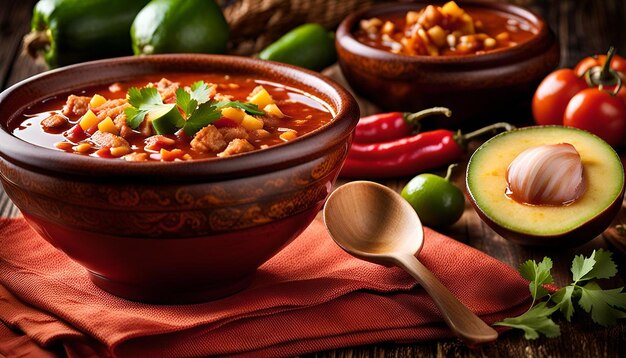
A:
355 1 536 56
13 74 333 161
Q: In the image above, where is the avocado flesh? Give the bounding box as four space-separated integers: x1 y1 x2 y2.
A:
466 126 624 237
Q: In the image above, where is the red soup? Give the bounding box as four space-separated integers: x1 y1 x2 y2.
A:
355 1 537 56
12 73 334 161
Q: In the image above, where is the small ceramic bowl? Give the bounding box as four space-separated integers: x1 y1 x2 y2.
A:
336 1 559 125
0 55 359 303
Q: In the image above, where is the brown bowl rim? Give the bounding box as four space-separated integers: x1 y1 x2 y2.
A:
336 0 551 66
0 54 359 182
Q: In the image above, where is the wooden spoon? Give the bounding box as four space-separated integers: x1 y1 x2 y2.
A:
323 181 498 345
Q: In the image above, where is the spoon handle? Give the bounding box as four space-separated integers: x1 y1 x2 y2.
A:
394 254 498 345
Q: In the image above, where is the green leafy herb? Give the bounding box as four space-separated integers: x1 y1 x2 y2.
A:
124 87 172 129
494 249 626 339
190 81 212 104
124 80 266 136
495 302 560 340
182 102 222 136
214 101 265 116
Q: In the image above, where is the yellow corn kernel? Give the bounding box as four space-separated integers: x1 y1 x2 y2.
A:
248 86 274 108
484 38 497 49
496 32 510 42
55 142 73 151
110 146 131 157
279 131 297 142
89 94 106 108
381 21 395 35
221 107 246 123
441 1 464 19
405 11 420 25
427 25 447 47
263 103 285 118
97 116 118 134
73 143 92 153
79 110 100 130
241 114 264 130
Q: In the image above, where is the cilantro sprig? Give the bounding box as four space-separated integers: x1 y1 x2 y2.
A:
495 249 626 339
123 80 264 135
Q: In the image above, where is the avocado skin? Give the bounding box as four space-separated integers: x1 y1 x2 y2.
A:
467 188 624 247
31 0 150 67
131 0 229 55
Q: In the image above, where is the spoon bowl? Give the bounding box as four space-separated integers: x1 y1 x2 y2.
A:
323 181 498 345
324 181 424 262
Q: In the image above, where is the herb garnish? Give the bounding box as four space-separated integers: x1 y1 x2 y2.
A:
124 80 264 135
494 249 626 339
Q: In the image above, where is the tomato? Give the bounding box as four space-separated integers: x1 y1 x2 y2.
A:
532 69 587 125
574 53 626 106
574 54 626 77
563 88 626 147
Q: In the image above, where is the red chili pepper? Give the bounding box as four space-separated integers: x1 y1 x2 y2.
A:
354 107 452 143
341 122 514 178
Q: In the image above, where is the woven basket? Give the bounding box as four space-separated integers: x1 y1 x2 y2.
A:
221 0 377 55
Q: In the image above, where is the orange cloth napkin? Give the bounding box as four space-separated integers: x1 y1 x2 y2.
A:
0 217 531 357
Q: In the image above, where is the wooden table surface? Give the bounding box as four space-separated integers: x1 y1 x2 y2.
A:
1 0 625 357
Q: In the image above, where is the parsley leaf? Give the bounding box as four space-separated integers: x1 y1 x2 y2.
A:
124 87 171 129
175 88 198 117
581 249 618 281
494 302 560 339
551 286 576 321
214 101 265 116
571 252 597 282
190 81 212 104
182 102 222 136
519 257 554 301
578 282 626 326
124 80 265 136
496 249 626 339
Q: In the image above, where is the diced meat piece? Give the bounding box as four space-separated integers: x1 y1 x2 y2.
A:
156 78 180 103
218 139 255 157
90 130 130 149
249 129 271 141
93 99 129 120
190 125 226 153
145 135 176 151
113 114 134 139
213 93 234 102
41 113 68 130
138 119 153 137
124 152 149 162
218 126 249 142
62 95 91 117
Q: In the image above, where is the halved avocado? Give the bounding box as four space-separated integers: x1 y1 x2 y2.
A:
466 126 624 247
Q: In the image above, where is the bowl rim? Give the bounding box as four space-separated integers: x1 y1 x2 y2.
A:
0 54 359 182
336 0 551 66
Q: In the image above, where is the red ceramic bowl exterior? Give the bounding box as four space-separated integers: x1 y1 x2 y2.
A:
0 55 360 303
336 1 560 124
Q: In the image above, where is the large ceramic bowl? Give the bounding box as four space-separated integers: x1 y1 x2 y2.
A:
336 1 559 125
0 55 359 303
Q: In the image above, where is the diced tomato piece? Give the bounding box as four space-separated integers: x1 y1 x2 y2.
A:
160 148 185 161
95 147 113 158
213 117 239 128
64 124 87 143
86 123 100 135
